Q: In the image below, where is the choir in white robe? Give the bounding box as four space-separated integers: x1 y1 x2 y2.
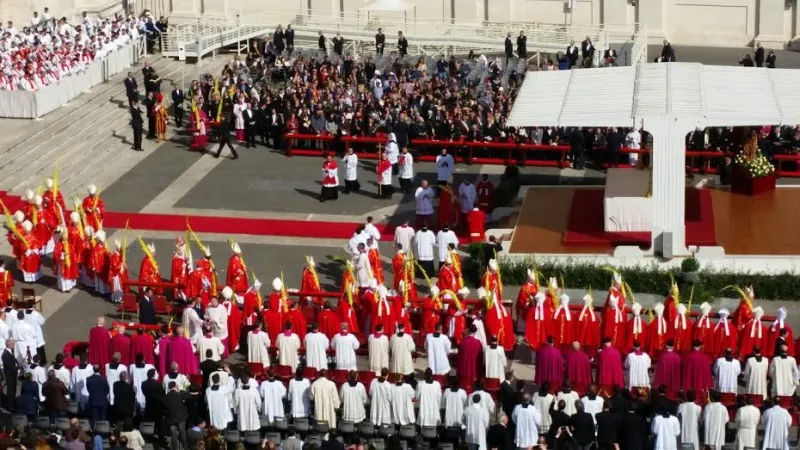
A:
162 373 189 392
464 403 490 450
390 332 415 375
436 229 459 263
472 317 488 348
769 355 799 396
512 404 542 448
425 333 452 375
197 335 225 362
414 229 436 264
211 370 236 404
206 385 233 429
713 357 742 393
71 364 94 405
259 379 287 422
104 364 127 404
743 356 769 398
278 332 302 371
304 331 330 371
130 364 156 409
247 330 271 367
735 404 761 450
182 307 204 344
234 386 262 431
416 380 443 427
394 226 415 253
355 252 372 287
368 333 390 373
677 401 701 450
331 332 360 370
624 351 651 389
11 320 37 361
370 379 394 426
532 392 554 433
442 388 468 427
556 390 580 416
340 381 368 423
760 405 792 450
702 402 729 450
652 414 681 450
205 304 229 341
470 390 496 417
485 345 507 379
391 382 416 425
311 377 341 427
288 378 312 418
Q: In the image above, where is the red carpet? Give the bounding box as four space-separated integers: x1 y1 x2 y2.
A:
563 189 717 248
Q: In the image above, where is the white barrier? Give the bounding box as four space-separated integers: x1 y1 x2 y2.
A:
0 37 145 119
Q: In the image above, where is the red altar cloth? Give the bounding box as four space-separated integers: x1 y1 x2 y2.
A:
731 166 776 196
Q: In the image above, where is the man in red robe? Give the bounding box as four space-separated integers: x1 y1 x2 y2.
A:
318 302 340 339
421 287 442 343
712 308 738 357
693 302 715 356
42 178 66 220
32 195 56 255
171 238 188 301
287 301 307 341
52 230 78 293
338 271 360 334
625 303 648 354
767 307 794 357
196 249 218 297
602 272 627 350
481 259 502 312
139 243 161 294
534 337 563 392
456 325 483 379
0 263 13 306
552 293 574 350
566 342 593 395
525 292 550 351
241 279 262 327
165 325 199 375
19 221 42 282
515 269 538 334
481 287 514 351
437 256 458 293
577 293 601 355
653 340 681 396
596 339 624 396
391 245 407 291
261 302 284 345
90 230 110 295
82 184 105 231
186 262 211 310
300 256 323 307
226 242 248 297
88 317 112 368
740 306 766 358
681 339 712 397
107 240 127 303
367 240 384 285
731 286 755 331
443 288 468 345
130 327 156 364
221 286 242 353
393 282 413 333
662 282 680 326
7 210 25 262
476 174 494 216
110 325 132 365
371 286 396 334
647 303 669 357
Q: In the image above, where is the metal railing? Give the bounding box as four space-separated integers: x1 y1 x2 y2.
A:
631 24 648 66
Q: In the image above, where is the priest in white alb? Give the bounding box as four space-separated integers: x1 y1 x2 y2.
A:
355 243 372 288
311 370 341 427
340 371 368 423
624 340 651 390
416 369 443 427
390 323 415 375
464 394 490 450
425 323 452 375
485 336 507 379
512 394 542 450
304 323 330 371
769 344 799 397
370 369 393 426
651 410 681 450
368 324 390 374
761 400 792 450
743 346 768 399
677 391 701 450
442 379 468 427
197 327 225 362
391 376 416 425
181 298 204 344
331 323 360 370
277 322 302 371
206 373 233 429
205 297 229 351
247 322 271 367
734 396 761 450
713 348 742 394
259 370 287 423
288 369 312 418
702 392 729 450
234 374 262 432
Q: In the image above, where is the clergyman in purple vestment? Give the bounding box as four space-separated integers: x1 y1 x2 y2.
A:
167 326 199 375
597 339 624 392
681 340 712 394
535 338 563 391
157 328 170 376
458 326 484 379
566 341 593 392
653 340 682 394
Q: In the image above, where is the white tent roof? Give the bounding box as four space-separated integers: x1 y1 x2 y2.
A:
359 0 416 12
507 63 800 128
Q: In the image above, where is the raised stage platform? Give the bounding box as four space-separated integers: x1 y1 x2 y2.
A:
510 186 800 256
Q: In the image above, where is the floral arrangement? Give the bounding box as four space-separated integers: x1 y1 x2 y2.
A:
734 151 775 178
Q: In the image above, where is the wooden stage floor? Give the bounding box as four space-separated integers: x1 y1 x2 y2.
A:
510 187 800 256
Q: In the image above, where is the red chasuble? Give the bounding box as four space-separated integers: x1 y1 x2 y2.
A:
712 317 739 357
226 255 248 294
693 313 715 355
515 282 537 330
130 332 156 364
391 252 406 291
139 257 161 294
225 300 242 353
602 287 627 349
669 313 694 354
110 333 132 365
300 267 323 306
552 303 575 350
739 318 766 358
88 325 111 367
576 304 602 353
318 309 340 339
457 335 483 379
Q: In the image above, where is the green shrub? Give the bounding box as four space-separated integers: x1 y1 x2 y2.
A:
681 258 700 273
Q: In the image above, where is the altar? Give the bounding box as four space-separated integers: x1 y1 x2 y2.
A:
603 168 653 233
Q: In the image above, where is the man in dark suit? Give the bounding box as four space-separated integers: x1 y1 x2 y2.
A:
285 25 295 55
214 114 239 159
569 127 586 169
595 400 620 450
661 39 675 62
606 127 624 168
113 372 136 424
774 329 789 359
498 373 521 422
164 381 189 450
142 61 156 93
581 36 595 67
2 340 18 411
186 419 206 449
86 365 109 426
375 28 385 55
171 84 185 127
604 48 618 66
139 288 157 325
124 72 138 108
142 91 156 140
516 31 527 59
397 31 408 57
321 430 346 450
332 32 344 56
504 32 513 64
570 401 596 449
618 401 649 450
141 369 164 423
243 104 256 148
566 40 580 68
754 43 765 67
199 348 220 390
318 31 326 55
130 101 144 151
254 104 268 146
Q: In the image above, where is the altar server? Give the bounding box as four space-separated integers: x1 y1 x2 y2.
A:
743 347 768 398
277 322 301 371
340 371 368 423
390 323 415 375
304 323 329 371
735 397 761 450
331 323 359 370
769 344 799 397
207 374 233 429
311 370 341 427
713 348 742 394
425 323 452 375
761 401 792 450
234 374 262 431
624 340 651 390
702 393 729 450
368 324 389 374
512 394 542 449
465 394 490 450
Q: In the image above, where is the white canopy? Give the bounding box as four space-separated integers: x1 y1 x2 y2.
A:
358 0 416 12
507 63 800 129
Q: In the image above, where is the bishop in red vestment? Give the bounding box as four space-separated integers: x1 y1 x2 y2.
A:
367 245 384 285
552 293 575 350
32 195 56 255
171 239 188 300
226 243 248 295
444 288 469 344
681 340 712 396
601 273 627 350
625 303 648 354
130 327 156 364
647 303 669 357
739 306 766 358
82 184 105 231
19 221 42 282
318 303 341 339
107 240 127 303
576 294 602 355
300 256 323 306
515 270 538 333
7 211 25 261
52 231 78 292
596 340 624 395
242 280 263 327
437 257 459 293
0 264 13 306
653 341 681 396
421 287 443 340
261 303 284 345
139 243 162 294
268 278 285 312
391 247 407 291
669 303 693 353
534 338 563 392
221 286 243 353
767 307 794 357
110 325 133 365
693 302 715 356
196 250 218 296
42 178 66 219
481 287 514 351
90 231 110 294
186 262 211 310
712 308 738 357
88 317 112 368
662 283 681 326
287 302 308 341
730 286 755 331
525 292 550 351
480 259 502 314
371 286 396 334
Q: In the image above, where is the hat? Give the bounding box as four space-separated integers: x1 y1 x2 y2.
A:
306 255 315 267
582 293 593 305
631 302 642 314
114 239 122 249
653 303 664 316
221 286 233 300
22 220 32 232
458 287 469 297
24 189 34 201
147 243 155 253
88 184 97 195
368 278 378 289
232 242 241 254
13 211 24 223
33 195 42 206
45 178 53 189
253 279 262 289
95 230 106 243
488 259 498 272
272 278 282 291
559 293 569 304
204 247 211 257
156 92 163 102
430 286 440 296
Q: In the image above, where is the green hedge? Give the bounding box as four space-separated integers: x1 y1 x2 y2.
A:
465 243 800 301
